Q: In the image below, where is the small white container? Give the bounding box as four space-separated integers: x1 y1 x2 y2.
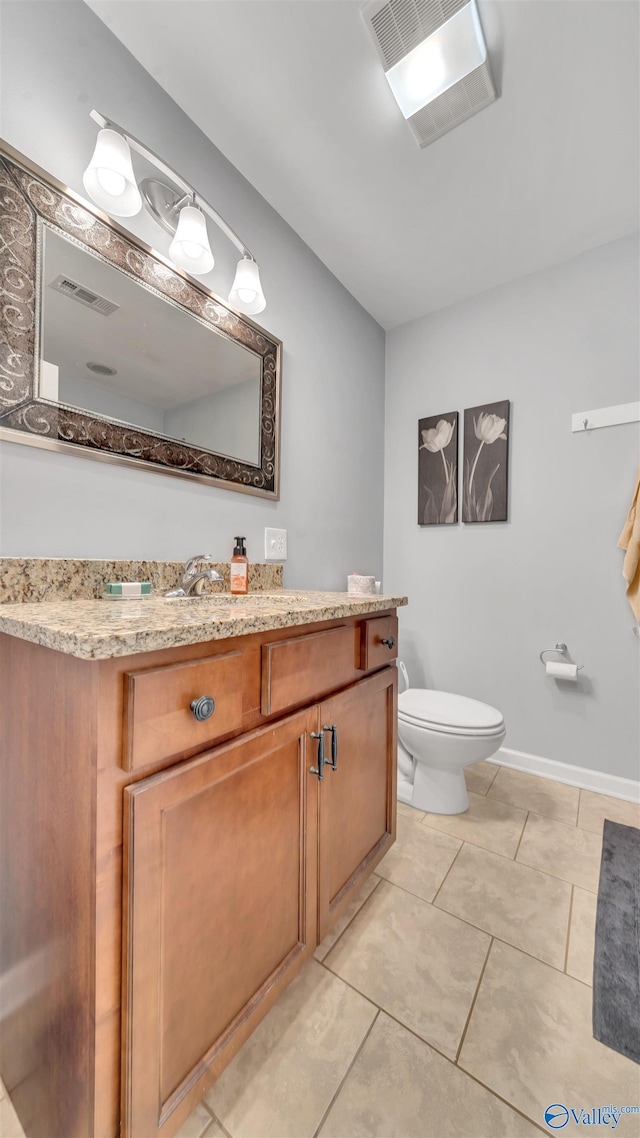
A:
347 574 377 596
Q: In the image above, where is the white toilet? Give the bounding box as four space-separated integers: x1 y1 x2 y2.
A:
397 663 506 815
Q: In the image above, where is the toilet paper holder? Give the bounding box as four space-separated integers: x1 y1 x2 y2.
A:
539 643 584 671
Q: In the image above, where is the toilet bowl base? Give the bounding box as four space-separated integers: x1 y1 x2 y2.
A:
397 771 415 807
410 761 470 815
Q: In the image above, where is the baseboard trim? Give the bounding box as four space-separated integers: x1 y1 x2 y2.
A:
491 747 640 804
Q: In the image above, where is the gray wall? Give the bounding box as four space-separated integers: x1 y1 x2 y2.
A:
60 376 166 435
384 236 640 780
164 379 261 465
0 1 385 589
62 374 261 463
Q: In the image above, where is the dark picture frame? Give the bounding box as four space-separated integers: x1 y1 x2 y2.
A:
418 411 458 525
462 400 510 522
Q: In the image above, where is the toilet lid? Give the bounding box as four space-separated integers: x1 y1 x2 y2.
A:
398 689 504 731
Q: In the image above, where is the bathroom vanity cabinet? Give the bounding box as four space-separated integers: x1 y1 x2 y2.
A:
0 607 399 1138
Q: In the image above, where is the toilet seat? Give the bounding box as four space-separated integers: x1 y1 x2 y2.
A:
398 689 505 737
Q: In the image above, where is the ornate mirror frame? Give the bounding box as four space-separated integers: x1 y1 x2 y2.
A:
0 143 281 498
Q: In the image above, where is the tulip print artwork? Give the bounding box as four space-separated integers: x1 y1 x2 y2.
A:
418 411 458 525
462 400 510 522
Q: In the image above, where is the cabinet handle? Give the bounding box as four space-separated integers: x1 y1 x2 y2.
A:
323 724 338 771
381 636 396 649
190 695 215 722
310 731 325 780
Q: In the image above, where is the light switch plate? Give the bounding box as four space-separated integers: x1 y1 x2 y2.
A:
264 527 287 560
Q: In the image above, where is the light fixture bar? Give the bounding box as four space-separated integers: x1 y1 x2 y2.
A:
89 108 254 261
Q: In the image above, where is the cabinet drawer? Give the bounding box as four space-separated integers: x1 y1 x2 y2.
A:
360 615 398 670
124 652 243 771
262 625 356 716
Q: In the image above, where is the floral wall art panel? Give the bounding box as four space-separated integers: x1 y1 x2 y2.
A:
418 412 458 525
462 400 510 523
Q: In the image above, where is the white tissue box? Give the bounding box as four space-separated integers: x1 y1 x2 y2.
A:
347 574 376 595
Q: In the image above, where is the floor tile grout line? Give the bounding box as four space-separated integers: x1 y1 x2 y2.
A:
398 805 426 821
419 813 528 863
310 1009 380 1138
318 875 383 964
433 899 579 980
454 936 494 1064
419 830 579 907
319 954 381 1004
487 787 580 828
527 806 601 835
563 883 575 974
430 841 465 906
201 1124 220 1138
200 1099 217 1122
514 810 603 891
318 958 471 1068
374 868 459 911
515 856 599 895
572 786 581 827
512 809 530 861
322 953 551 1138
349 874 584 983
455 1064 552 1136
484 762 500 792
205 1105 233 1138
483 770 637 833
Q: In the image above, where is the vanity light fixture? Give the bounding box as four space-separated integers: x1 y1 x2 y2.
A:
82 110 267 314
83 128 142 217
168 199 215 276
228 256 267 316
362 0 496 147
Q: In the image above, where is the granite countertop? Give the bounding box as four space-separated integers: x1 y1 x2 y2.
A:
0 591 408 661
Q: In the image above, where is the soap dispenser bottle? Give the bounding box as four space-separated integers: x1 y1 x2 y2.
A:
230 536 249 595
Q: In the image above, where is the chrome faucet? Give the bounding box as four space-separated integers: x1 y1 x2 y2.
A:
164 554 223 598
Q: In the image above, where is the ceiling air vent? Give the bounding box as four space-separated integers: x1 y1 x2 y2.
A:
49 274 119 316
368 0 468 70
362 0 496 147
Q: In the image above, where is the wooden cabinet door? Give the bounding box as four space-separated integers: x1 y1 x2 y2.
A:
316 668 397 941
122 709 317 1138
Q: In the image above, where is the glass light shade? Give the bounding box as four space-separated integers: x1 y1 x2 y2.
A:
82 129 142 216
385 0 487 119
169 205 214 275
228 257 266 315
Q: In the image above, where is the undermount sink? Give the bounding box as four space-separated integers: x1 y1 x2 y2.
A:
162 593 244 604
162 592 299 604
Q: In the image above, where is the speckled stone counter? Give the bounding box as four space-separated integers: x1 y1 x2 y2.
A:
0 591 408 661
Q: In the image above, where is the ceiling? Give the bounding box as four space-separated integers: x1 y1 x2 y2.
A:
86 0 640 329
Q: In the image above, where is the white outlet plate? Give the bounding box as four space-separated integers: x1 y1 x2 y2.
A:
264 527 287 561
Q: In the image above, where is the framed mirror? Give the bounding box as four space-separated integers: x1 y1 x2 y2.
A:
0 144 281 497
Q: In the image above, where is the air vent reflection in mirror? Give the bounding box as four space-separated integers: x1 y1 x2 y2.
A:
49 274 119 316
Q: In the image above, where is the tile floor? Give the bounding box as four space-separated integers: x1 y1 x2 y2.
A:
2 763 639 1138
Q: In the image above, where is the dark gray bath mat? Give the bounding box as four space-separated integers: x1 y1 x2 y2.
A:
592 819 640 1064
